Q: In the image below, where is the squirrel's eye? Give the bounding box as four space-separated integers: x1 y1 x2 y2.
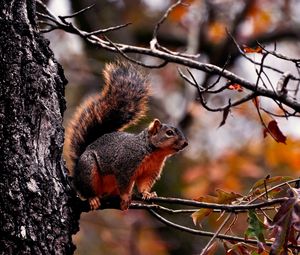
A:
166 130 175 136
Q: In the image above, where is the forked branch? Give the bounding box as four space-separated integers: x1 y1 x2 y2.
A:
36 1 300 114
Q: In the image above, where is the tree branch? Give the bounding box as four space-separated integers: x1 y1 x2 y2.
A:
36 2 300 114
74 181 300 213
147 209 300 250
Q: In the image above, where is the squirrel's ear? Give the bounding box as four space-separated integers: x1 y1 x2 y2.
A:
148 119 162 135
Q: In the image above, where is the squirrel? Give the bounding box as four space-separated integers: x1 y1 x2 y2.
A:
64 61 188 210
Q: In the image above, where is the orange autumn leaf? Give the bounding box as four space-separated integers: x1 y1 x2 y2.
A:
191 194 216 226
191 190 242 225
249 176 294 194
263 120 287 144
228 83 243 92
242 45 263 54
214 189 242 204
191 208 213 226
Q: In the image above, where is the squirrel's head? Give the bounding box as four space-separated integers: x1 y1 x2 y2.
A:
147 119 188 152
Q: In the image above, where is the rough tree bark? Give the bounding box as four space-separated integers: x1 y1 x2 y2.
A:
0 1 79 254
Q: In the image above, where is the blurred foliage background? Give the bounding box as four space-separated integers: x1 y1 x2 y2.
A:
42 0 300 254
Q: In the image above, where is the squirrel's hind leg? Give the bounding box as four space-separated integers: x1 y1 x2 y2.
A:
75 152 103 210
119 180 135 210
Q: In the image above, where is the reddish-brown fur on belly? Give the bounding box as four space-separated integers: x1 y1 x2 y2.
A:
91 166 119 196
135 148 174 181
91 148 174 198
101 175 120 195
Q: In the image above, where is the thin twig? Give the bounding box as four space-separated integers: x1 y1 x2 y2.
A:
185 68 257 111
227 31 298 79
249 178 300 204
153 0 184 39
150 0 199 59
148 209 300 249
260 107 298 118
200 213 233 255
224 213 238 235
36 0 57 20
205 55 232 91
130 203 199 214
254 51 268 89
257 42 300 63
104 36 168 68
85 23 132 36
59 3 96 19
177 67 197 86
36 12 60 25
35 10 300 111
133 196 288 211
264 176 269 200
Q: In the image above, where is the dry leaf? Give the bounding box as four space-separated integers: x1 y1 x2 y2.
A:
219 107 230 127
269 188 300 255
228 83 244 92
263 120 287 144
243 45 263 54
191 190 242 226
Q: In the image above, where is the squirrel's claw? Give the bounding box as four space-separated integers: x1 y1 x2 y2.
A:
89 197 101 210
142 191 157 200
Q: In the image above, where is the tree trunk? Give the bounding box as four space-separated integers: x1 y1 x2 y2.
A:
0 1 78 254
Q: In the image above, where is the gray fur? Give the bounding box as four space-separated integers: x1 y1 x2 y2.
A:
74 130 154 196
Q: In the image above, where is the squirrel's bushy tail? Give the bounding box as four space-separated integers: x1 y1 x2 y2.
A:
64 61 149 175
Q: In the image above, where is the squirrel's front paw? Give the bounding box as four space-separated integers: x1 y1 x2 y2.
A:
142 191 157 200
120 198 131 211
89 197 101 210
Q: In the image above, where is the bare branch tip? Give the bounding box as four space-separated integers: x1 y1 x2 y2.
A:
59 3 97 20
